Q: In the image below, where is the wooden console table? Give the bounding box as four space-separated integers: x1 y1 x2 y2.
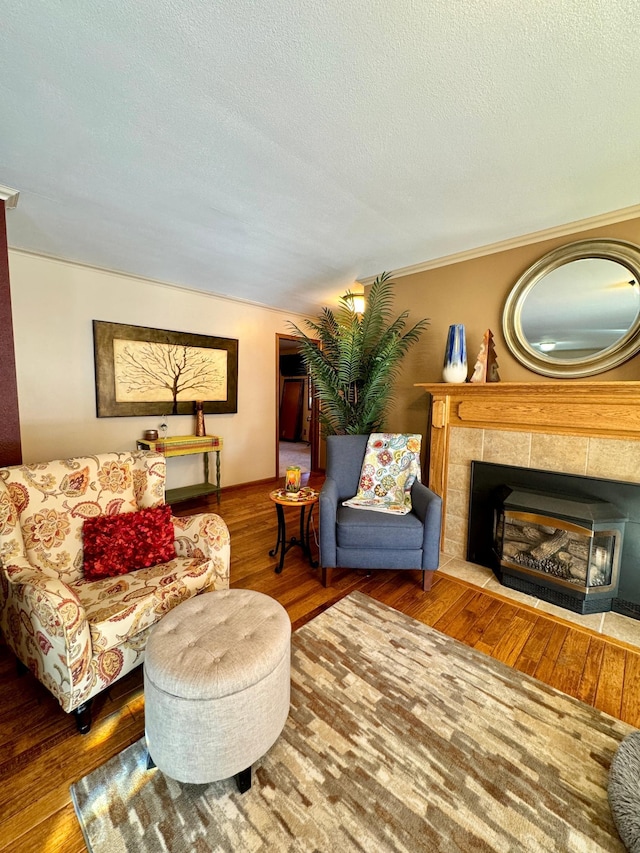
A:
136 435 222 504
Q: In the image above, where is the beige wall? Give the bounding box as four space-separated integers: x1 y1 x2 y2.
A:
8 251 306 490
385 217 640 438
10 216 640 483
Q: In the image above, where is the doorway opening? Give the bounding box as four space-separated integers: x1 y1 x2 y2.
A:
276 334 320 478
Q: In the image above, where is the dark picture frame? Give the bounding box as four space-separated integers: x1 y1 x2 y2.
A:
93 320 238 417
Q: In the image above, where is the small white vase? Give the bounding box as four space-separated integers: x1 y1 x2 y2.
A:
442 324 467 383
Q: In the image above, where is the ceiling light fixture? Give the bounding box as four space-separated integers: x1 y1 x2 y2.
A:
345 292 365 315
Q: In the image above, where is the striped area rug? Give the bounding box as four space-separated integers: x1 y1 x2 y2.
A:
71 591 630 852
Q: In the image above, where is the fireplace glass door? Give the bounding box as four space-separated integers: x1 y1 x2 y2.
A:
497 510 619 594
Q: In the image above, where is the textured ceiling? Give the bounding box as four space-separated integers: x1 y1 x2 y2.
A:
2 0 640 314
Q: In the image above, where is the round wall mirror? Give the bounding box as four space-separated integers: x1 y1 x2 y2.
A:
502 239 640 377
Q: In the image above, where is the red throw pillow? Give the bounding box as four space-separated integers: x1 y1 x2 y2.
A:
83 505 176 581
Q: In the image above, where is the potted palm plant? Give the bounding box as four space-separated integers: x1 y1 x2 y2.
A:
289 272 429 435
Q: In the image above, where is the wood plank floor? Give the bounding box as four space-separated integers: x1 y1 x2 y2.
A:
2 473 639 852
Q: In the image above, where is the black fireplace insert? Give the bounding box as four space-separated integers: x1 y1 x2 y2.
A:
468 462 640 618
495 488 625 614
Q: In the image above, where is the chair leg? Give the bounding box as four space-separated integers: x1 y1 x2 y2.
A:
422 570 434 592
235 766 252 793
321 566 333 587
73 699 93 734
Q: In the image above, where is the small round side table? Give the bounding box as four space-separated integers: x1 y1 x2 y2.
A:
269 487 319 573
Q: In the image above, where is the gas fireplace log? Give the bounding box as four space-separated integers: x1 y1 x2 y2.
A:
504 523 527 542
502 541 531 558
521 525 547 544
503 524 545 545
570 564 588 581
529 529 570 560
567 539 590 561
556 550 588 578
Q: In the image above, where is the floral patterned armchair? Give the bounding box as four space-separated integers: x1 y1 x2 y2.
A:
0 450 230 733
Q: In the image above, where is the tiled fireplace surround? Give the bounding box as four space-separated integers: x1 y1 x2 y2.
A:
416 381 640 645
443 427 637 560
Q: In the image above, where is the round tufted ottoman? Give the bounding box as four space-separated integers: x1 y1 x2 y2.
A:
144 588 291 792
609 730 640 851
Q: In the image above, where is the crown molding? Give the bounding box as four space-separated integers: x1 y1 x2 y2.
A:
0 185 19 209
357 203 640 284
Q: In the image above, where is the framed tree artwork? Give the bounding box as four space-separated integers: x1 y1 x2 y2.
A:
93 321 238 417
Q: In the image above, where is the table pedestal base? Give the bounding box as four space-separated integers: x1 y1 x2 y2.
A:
269 502 318 573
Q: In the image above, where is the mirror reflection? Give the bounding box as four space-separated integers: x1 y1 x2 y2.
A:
521 258 640 358
503 239 640 378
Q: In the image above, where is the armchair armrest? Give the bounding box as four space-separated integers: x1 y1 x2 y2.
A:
411 482 443 570
319 477 339 568
1 559 93 712
172 512 230 589
3 554 45 585
4 559 84 607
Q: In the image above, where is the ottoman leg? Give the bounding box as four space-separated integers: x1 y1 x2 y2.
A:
147 750 156 770
235 766 252 793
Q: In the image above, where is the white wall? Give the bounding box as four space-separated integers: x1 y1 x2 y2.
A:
8 250 308 490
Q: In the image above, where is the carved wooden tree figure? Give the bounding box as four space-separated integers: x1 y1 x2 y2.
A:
470 329 501 383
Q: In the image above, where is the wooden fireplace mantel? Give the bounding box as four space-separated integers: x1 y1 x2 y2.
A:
415 381 640 499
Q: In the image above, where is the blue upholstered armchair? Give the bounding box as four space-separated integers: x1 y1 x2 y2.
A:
319 435 442 590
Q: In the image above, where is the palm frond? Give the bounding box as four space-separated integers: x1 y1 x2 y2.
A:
290 273 429 434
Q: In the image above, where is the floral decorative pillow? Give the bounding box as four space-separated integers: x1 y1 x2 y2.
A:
83 504 176 580
343 434 422 515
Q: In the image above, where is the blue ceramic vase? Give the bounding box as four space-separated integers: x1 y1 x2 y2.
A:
442 323 467 383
